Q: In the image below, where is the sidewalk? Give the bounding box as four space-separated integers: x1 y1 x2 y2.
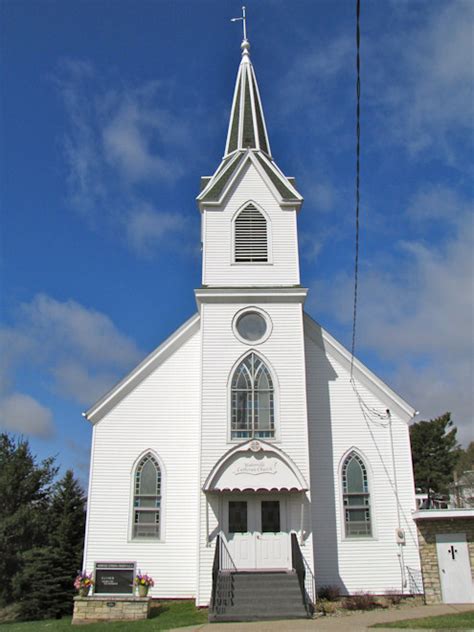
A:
171 603 474 632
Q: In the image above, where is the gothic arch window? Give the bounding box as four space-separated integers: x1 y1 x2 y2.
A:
133 452 162 539
342 451 372 537
234 203 268 263
231 353 274 439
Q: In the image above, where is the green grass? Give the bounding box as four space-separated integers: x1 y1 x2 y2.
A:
0 600 208 631
371 610 474 629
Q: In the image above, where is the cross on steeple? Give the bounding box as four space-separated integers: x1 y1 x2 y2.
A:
231 6 248 42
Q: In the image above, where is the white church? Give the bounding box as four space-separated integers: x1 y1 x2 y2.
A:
82 32 421 619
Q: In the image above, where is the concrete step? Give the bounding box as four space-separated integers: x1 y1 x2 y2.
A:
210 570 310 622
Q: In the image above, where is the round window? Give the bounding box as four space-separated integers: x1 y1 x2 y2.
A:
235 311 267 342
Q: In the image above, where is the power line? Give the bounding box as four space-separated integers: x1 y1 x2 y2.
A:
350 0 361 378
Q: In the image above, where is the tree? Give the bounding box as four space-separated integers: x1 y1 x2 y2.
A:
49 470 86 613
14 470 86 619
0 433 57 605
451 442 474 508
410 412 460 505
13 546 71 621
455 441 474 474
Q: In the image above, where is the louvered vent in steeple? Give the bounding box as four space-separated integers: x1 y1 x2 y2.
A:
234 204 268 263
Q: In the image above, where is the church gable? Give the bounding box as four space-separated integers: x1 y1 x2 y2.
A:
197 152 302 208
303 312 415 422
84 313 200 424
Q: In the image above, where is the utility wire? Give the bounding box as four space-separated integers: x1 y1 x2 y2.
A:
349 0 387 428
350 0 361 378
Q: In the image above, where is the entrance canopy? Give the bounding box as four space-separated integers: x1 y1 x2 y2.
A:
203 440 308 493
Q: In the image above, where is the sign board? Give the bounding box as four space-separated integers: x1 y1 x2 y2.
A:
94 562 135 594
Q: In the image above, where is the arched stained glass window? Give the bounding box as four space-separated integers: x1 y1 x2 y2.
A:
342 452 371 537
133 453 161 539
231 353 274 439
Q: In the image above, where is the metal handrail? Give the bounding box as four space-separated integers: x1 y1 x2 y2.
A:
210 534 220 610
291 532 316 615
210 533 237 613
219 533 237 573
406 566 424 595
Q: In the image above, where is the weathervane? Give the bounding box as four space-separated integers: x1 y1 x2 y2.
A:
231 6 248 41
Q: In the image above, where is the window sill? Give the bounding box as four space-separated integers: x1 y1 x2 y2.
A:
227 437 280 444
231 262 273 266
341 535 377 543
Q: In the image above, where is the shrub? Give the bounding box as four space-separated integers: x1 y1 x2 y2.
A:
317 599 338 615
343 592 378 610
317 584 341 601
385 590 403 605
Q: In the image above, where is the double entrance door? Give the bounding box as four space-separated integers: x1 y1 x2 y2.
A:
223 495 290 570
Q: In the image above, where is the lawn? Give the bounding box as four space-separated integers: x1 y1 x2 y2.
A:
0 600 208 631
371 610 474 629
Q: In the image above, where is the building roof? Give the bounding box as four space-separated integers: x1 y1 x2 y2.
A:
413 509 474 521
197 38 302 210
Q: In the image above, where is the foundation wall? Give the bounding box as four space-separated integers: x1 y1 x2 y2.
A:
72 596 151 623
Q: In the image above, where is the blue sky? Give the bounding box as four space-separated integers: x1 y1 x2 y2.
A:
1 0 472 483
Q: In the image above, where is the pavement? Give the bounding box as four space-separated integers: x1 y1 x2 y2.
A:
170 603 474 632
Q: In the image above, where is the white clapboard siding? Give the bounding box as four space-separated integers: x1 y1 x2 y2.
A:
202 162 300 287
304 323 421 594
84 329 201 599
196 300 314 605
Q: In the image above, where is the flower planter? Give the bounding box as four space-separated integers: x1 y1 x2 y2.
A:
78 586 91 597
137 584 149 597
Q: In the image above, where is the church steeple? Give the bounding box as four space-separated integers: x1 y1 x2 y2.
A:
197 31 302 209
224 39 271 157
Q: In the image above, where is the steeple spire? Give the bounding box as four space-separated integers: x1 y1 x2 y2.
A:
224 19 271 157
197 16 302 209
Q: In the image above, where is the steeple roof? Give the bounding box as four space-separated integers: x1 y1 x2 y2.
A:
197 37 303 210
225 39 271 157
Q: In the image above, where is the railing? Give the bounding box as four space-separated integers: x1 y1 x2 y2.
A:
291 532 316 615
210 533 237 613
406 566 424 595
219 533 237 572
210 534 220 610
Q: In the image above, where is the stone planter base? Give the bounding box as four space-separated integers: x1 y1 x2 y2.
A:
72 595 151 624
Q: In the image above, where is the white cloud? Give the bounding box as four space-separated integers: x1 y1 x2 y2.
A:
275 34 353 144
370 0 473 158
0 294 143 432
19 294 141 368
125 203 184 258
306 181 339 214
55 60 189 256
51 362 118 407
102 100 181 184
406 185 471 224
312 187 474 444
0 393 54 438
298 35 352 81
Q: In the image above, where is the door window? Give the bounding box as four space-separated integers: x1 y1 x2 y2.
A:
261 500 280 532
228 501 248 533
